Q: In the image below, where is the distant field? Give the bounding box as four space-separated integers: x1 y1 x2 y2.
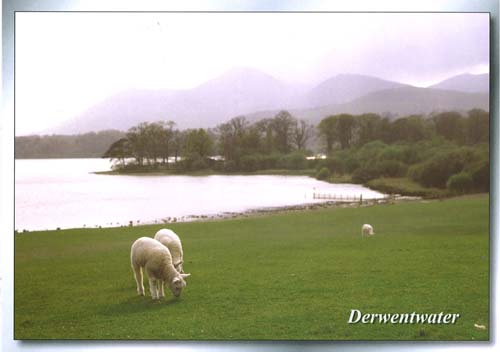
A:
14 194 489 340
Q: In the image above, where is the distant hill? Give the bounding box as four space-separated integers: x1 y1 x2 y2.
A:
329 86 489 118
51 89 178 134
304 74 409 107
188 67 306 112
47 69 490 134
429 73 489 93
52 68 306 134
247 86 489 124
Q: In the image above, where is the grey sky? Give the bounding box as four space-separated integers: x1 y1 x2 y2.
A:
15 12 489 135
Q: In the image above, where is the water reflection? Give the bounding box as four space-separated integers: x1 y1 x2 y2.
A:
15 159 385 231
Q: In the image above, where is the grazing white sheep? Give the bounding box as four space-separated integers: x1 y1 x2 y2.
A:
361 224 375 237
154 228 185 273
130 237 190 299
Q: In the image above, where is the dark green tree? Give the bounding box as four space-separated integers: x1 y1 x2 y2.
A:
271 110 296 153
102 137 130 167
216 116 248 162
355 113 383 146
466 109 489 144
184 128 214 158
335 114 356 149
126 123 149 166
318 116 336 153
318 114 356 151
254 118 275 154
158 121 176 166
390 115 429 143
433 111 465 144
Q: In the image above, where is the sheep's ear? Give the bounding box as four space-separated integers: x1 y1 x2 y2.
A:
181 273 191 279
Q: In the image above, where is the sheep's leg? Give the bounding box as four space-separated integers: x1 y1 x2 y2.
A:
132 264 144 296
159 280 165 298
149 278 158 299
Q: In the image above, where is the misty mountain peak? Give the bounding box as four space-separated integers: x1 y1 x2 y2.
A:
48 71 488 135
305 73 409 107
196 67 285 91
429 73 489 93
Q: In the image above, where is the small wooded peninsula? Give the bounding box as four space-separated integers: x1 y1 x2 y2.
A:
16 109 489 198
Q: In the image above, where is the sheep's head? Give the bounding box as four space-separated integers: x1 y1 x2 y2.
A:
174 260 184 273
169 273 190 297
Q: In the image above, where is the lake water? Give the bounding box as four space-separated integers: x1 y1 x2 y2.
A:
15 158 385 231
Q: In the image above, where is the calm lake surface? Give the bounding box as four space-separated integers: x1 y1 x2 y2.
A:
15 158 385 231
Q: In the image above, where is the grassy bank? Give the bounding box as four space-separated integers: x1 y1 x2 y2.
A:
15 194 489 340
365 177 450 198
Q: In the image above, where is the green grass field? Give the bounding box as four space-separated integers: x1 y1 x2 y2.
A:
14 194 489 340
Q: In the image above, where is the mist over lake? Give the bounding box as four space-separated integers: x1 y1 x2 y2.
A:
15 158 385 231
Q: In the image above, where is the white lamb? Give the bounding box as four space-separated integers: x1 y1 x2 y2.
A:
154 228 185 273
361 224 375 237
130 237 190 299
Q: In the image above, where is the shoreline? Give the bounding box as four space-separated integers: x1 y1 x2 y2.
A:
93 168 318 178
16 195 421 233
93 170 447 199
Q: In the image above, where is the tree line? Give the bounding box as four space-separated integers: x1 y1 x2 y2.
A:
16 108 488 195
104 108 489 195
16 130 126 159
314 109 489 195
103 111 315 172
318 109 489 152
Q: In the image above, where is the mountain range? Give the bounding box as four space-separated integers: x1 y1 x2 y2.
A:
49 69 489 134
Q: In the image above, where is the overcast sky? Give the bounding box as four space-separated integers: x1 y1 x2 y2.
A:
15 12 489 135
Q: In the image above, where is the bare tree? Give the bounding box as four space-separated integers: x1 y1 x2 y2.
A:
293 119 314 151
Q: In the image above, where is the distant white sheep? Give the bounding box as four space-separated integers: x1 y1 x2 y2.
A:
361 224 375 237
130 237 190 299
154 228 185 273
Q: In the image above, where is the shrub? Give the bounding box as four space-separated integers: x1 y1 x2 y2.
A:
378 145 406 162
378 144 421 165
356 140 387 165
447 172 474 194
277 152 307 170
190 157 209 171
306 158 320 169
377 160 407 177
408 150 467 188
467 159 489 192
316 167 330 181
326 157 345 174
343 156 360 174
366 177 448 198
223 160 238 172
261 154 280 169
240 155 260 172
351 166 380 184
317 157 344 175
115 162 157 173
211 159 225 171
